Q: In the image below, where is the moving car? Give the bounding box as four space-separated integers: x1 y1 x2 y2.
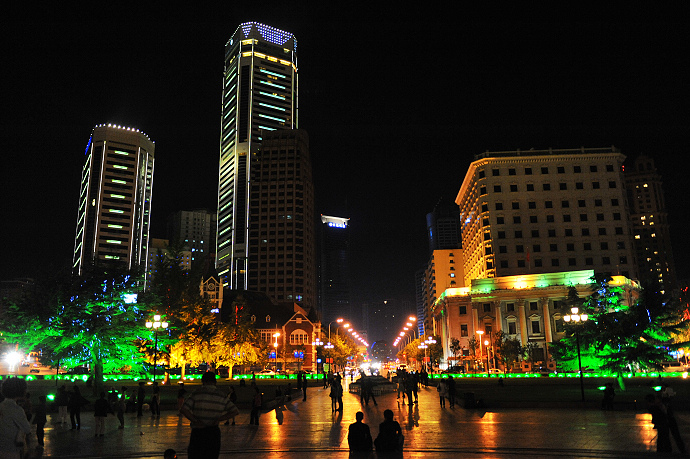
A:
257 369 276 376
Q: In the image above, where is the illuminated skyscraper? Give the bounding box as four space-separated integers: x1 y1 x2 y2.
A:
72 124 155 276
319 215 351 325
217 22 298 288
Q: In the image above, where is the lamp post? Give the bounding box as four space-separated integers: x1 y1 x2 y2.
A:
327 318 344 342
145 315 169 382
425 337 436 371
563 307 589 402
484 340 490 373
476 330 485 372
417 343 428 372
273 332 281 372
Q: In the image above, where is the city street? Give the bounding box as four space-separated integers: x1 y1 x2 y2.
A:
27 378 684 458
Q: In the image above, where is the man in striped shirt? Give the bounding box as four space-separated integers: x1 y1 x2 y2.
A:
180 372 239 459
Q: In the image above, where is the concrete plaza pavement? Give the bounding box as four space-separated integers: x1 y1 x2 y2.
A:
31 378 686 458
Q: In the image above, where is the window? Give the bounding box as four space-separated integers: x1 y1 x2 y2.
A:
495 202 503 210
574 165 582 173
596 213 605 221
533 244 541 252
517 260 526 267
499 245 507 253
480 186 487 195
548 229 556 237
594 199 602 207
615 227 623 235
496 216 504 224
598 227 607 235
585 257 593 265
509 168 516 175
516 245 524 253
613 213 621 220
290 330 309 345
582 228 590 236
543 183 551 191
478 170 486 179
550 243 558 252
545 201 553 208
580 214 588 221
500 260 509 268
506 302 515 312
530 301 538 310
528 201 536 209
460 324 468 336
515 230 523 238
617 241 626 249
513 216 521 224
534 259 543 267
494 185 502 192
459 306 467 315
531 319 541 334
546 215 555 223
526 184 535 191
557 166 565 174
525 167 533 175
492 168 500 176
531 229 540 237
620 256 628 264
563 214 571 223
510 184 518 192
483 303 491 312
565 228 573 236
568 258 577 266
602 256 611 265
575 182 583 190
611 198 619 206
561 200 569 208
584 242 592 251
606 164 614 172
530 215 538 223
592 181 600 189
551 258 560 267
567 243 575 251
590 165 598 172
541 167 549 174
484 217 491 226
481 203 489 212
609 181 617 189
498 231 506 239
512 202 520 209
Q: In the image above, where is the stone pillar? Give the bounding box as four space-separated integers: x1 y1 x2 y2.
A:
493 301 502 333
517 299 528 345
541 297 552 362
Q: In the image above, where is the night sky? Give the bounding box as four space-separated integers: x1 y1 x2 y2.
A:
3 5 689 338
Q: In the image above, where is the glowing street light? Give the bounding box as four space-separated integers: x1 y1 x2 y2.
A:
145 315 169 382
563 307 589 401
273 332 281 371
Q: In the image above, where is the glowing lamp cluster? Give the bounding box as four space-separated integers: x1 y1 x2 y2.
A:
563 308 588 323
145 315 168 330
393 316 418 347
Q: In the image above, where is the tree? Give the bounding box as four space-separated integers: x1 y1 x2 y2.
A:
0 270 154 395
323 333 358 370
467 336 479 371
493 330 522 373
449 337 462 367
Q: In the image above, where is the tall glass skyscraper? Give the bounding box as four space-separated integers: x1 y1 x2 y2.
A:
73 124 155 276
216 22 298 288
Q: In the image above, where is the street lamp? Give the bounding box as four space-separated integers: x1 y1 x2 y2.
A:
476 330 485 372
145 315 169 382
417 342 428 371
563 307 589 402
273 332 281 372
425 337 436 371
484 340 490 373
327 318 344 342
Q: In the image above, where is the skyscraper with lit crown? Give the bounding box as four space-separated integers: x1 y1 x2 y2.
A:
73 124 155 276
216 22 298 289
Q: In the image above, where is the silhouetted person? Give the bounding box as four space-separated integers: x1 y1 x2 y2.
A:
0 377 32 458
302 373 308 401
250 386 262 425
661 384 686 454
446 375 456 408
137 381 146 417
646 393 672 453
602 383 615 410
180 372 239 459
68 385 89 430
348 411 372 452
374 409 403 452
33 394 47 447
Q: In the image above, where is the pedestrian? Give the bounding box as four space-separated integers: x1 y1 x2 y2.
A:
302 372 308 401
180 372 239 459
374 409 404 452
94 391 113 437
405 376 413 411
0 377 33 459
411 372 419 404
329 377 339 412
55 385 69 425
229 387 237 425
437 378 448 408
68 385 89 430
151 381 161 417
296 371 303 396
348 411 373 452
116 389 126 429
363 376 378 406
335 375 343 412
646 393 672 453
602 383 615 410
137 381 146 417
446 375 456 408
177 383 187 414
397 371 406 402
250 386 262 426
661 383 686 454
33 394 47 447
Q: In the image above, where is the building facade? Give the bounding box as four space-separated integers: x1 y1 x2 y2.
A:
247 129 315 312
147 238 192 283
216 22 298 289
167 209 217 268
432 270 640 370
422 249 465 339
318 215 352 326
456 147 638 285
73 124 155 276
426 200 461 256
625 155 676 294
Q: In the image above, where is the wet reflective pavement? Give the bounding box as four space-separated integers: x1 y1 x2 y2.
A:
34 380 687 458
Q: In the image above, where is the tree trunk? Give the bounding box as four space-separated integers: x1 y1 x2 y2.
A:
617 372 626 391
93 358 104 396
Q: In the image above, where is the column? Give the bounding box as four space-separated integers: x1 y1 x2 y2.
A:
517 299 528 345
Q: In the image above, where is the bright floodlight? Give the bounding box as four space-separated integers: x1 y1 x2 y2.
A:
409 316 416 321
337 318 344 323
6 352 21 366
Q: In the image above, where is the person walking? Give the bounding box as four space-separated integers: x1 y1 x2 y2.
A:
661 383 686 454
55 385 69 425
446 375 456 408
602 382 615 410
150 381 161 417
93 391 113 437
411 372 419 404
137 381 146 417
0 377 33 459
33 394 47 448
177 383 187 415
348 411 373 452
180 372 239 459
249 386 262 426
296 371 303 397
68 385 89 430
397 371 406 402
646 393 672 453
374 409 404 452
363 376 377 406
437 378 448 408
302 373 308 401
335 375 344 412
329 377 339 412
115 389 126 429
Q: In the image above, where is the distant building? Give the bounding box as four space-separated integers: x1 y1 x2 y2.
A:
200 276 224 314
167 209 217 268
147 238 191 283
319 215 351 326
625 155 676 294
414 267 426 337
72 124 155 276
216 22 298 289
422 249 465 338
426 199 461 256
456 147 637 284
432 270 640 370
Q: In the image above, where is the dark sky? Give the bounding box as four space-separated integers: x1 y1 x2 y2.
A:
3 5 689 331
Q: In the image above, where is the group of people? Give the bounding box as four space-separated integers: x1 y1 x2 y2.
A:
348 409 404 453
646 383 686 454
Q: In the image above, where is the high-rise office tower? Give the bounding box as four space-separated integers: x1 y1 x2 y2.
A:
248 129 315 311
426 199 461 256
217 22 298 288
456 147 637 284
625 155 676 293
73 124 155 276
167 209 217 267
319 215 351 325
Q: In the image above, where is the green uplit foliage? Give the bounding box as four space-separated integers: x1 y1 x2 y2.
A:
0 270 155 394
551 276 689 378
